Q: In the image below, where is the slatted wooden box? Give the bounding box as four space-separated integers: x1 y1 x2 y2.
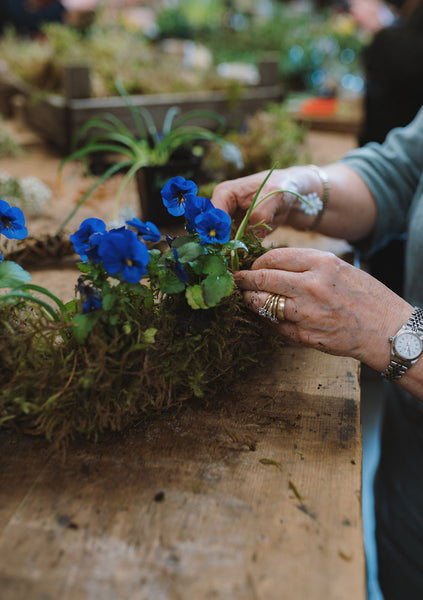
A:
0 59 283 154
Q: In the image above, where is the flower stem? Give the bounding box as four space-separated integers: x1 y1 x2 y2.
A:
0 291 60 320
21 283 66 312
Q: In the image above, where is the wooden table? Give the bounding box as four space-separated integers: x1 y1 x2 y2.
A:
0 344 364 600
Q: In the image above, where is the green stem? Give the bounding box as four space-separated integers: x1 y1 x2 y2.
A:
231 164 276 271
55 160 132 236
232 165 316 271
0 291 60 320
20 283 66 312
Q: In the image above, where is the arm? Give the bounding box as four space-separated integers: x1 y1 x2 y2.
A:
212 109 423 400
211 163 378 242
212 107 423 245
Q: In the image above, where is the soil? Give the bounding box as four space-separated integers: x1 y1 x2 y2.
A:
0 116 357 302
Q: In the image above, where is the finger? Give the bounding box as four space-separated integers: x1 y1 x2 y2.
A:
211 174 266 215
234 267 299 297
250 247 322 272
244 290 300 325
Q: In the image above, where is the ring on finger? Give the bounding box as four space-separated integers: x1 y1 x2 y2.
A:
259 293 287 323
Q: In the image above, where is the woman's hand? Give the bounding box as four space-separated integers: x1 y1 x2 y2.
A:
212 165 378 242
235 247 413 372
211 168 315 234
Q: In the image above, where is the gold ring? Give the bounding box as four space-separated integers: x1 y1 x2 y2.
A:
276 295 286 321
259 293 287 323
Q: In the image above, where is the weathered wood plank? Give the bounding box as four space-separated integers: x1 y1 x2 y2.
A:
0 70 284 153
0 344 364 600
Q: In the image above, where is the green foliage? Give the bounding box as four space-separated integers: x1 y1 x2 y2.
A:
0 120 24 158
0 261 30 288
0 3 366 98
0 241 280 448
203 103 308 180
57 86 239 233
0 19 235 97
156 0 226 38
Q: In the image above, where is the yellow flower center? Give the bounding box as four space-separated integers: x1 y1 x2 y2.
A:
209 229 216 237
126 259 133 266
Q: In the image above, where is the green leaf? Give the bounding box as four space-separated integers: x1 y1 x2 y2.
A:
72 311 101 344
102 292 116 311
158 269 186 294
225 240 248 252
202 272 233 307
175 241 204 263
200 254 227 276
143 328 157 344
0 261 31 288
77 262 92 273
186 284 207 310
172 235 195 249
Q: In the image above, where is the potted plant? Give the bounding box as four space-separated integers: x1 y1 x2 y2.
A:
58 80 243 231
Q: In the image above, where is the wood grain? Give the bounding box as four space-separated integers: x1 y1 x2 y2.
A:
0 344 364 600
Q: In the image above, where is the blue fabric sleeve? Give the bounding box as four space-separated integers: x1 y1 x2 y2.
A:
340 106 423 254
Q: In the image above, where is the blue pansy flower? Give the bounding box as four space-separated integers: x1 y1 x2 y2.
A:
171 247 189 283
194 208 231 245
70 218 107 262
97 228 150 284
126 218 161 243
0 198 28 240
184 194 213 232
161 176 198 217
77 277 103 313
83 294 103 314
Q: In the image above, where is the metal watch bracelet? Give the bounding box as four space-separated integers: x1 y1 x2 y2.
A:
382 307 423 381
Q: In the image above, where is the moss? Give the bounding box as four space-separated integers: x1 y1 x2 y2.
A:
0 233 282 448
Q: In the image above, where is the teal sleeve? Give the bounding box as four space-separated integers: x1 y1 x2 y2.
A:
340 107 423 254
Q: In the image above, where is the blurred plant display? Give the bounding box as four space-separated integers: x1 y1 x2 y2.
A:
0 21 235 97
0 2 367 98
0 120 24 158
156 1 368 95
202 103 308 181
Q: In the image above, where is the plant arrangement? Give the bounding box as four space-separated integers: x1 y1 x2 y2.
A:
0 168 320 448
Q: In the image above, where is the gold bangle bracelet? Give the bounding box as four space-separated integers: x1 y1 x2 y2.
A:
306 164 330 231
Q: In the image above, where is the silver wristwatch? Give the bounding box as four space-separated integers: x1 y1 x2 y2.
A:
382 307 423 381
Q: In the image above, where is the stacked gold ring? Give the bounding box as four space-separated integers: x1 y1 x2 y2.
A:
259 293 286 323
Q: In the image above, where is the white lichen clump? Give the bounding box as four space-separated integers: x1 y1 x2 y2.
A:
0 170 51 216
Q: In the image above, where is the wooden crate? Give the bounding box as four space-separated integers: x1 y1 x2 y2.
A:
0 61 284 154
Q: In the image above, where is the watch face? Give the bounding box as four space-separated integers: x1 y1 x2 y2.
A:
394 331 423 360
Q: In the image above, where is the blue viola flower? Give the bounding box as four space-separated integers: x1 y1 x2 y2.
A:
97 227 150 284
70 218 107 262
194 208 231 245
0 198 28 240
77 277 103 313
126 218 161 243
161 176 198 217
82 292 102 314
171 247 189 283
184 194 213 232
